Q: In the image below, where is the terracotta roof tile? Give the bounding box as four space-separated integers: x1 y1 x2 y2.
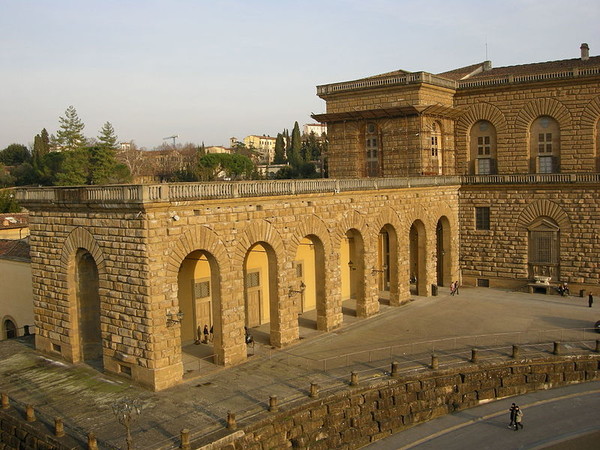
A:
0 239 30 262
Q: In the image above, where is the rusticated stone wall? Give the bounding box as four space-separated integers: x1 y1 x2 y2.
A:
25 184 460 391
454 78 600 175
459 183 600 290
205 355 600 450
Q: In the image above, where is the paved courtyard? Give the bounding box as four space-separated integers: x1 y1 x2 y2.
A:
1 287 598 448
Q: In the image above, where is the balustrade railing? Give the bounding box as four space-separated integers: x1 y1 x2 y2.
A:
13 173 599 206
316 67 600 96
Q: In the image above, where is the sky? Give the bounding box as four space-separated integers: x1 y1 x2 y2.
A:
1 0 599 150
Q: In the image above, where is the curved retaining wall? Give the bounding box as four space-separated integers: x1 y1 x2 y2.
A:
200 354 600 450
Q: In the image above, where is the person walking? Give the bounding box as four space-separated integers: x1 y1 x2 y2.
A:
454 281 460 295
589 292 594 308
203 324 209 343
450 281 456 296
514 406 524 431
508 403 517 428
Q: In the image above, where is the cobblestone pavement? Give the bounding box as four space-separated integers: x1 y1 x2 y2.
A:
0 287 598 448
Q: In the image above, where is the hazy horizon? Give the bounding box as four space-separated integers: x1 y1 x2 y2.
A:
1 0 599 150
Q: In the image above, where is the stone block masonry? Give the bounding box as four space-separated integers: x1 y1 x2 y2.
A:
211 355 600 450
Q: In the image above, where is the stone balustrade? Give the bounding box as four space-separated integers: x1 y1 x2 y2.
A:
14 174 600 207
315 66 600 96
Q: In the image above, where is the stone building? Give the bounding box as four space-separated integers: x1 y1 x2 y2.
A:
15 44 600 390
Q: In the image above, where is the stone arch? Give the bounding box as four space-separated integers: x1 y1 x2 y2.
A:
580 96 600 129
369 206 403 243
515 98 572 131
232 220 286 267
580 96 600 170
60 227 106 274
331 210 369 249
286 214 332 261
167 225 229 277
516 199 572 233
456 102 508 136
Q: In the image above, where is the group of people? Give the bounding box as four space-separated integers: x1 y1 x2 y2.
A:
557 282 570 296
508 403 524 431
195 324 214 344
450 281 460 296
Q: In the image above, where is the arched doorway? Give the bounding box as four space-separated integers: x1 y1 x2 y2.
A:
377 225 398 304
341 229 365 318
409 221 427 295
3 318 17 339
244 242 278 346
293 235 326 335
436 217 451 287
75 249 102 367
177 250 221 369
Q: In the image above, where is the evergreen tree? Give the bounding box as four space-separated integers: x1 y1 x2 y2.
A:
288 121 303 168
97 122 118 149
89 145 117 185
55 105 86 151
54 148 89 185
273 133 286 164
32 128 51 183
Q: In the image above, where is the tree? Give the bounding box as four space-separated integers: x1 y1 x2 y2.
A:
0 164 16 187
97 122 118 150
273 133 286 164
0 189 20 213
0 144 31 166
32 129 51 184
288 121 302 168
54 148 89 185
54 105 86 151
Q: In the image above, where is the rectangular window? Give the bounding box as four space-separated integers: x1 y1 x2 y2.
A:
295 262 303 278
538 133 553 153
477 158 491 175
531 231 556 263
246 271 260 288
477 136 491 155
194 280 210 299
475 207 490 230
539 156 554 173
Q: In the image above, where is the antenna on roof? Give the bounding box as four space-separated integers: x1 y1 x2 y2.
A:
485 38 488 61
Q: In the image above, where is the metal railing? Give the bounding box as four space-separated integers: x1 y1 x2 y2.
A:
152 332 599 449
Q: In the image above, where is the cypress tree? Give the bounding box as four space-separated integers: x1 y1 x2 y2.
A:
273 133 286 164
288 121 302 168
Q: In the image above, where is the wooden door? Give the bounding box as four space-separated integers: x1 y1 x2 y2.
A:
246 271 261 327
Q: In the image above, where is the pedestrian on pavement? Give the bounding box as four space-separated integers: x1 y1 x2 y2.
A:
210 324 214 341
514 406 524 431
454 281 460 295
450 281 456 296
508 403 517 428
203 324 209 343
589 292 594 308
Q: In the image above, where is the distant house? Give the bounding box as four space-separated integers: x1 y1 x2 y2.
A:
303 123 327 137
0 213 29 240
243 135 277 163
0 239 33 340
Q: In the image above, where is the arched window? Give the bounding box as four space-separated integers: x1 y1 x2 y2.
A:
528 216 560 281
429 122 443 175
365 123 380 177
470 120 497 174
530 116 560 173
3 318 17 339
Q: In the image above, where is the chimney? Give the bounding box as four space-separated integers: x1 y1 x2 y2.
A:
581 43 589 61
